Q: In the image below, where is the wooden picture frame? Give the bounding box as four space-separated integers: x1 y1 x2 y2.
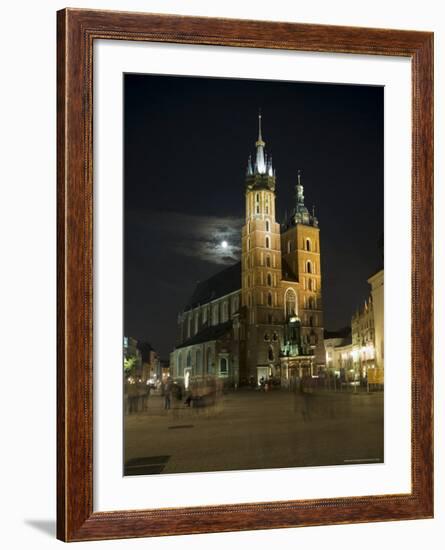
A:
57 8 433 542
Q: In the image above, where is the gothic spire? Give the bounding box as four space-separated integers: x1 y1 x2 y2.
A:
288 169 319 228
254 110 266 174
257 109 264 143
245 111 275 190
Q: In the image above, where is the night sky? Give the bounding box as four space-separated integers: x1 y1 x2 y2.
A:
124 74 383 359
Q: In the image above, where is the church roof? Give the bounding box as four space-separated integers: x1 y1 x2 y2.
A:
184 262 241 311
176 320 233 349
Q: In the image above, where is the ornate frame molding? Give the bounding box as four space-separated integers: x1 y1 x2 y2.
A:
57 9 433 541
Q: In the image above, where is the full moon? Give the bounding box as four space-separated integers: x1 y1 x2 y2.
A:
221 240 228 249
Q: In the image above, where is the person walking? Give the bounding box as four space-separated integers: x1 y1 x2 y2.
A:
142 381 151 412
127 380 139 414
164 377 172 410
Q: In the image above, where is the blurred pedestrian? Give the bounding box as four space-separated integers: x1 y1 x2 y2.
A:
127 380 139 414
164 377 172 410
141 382 151 412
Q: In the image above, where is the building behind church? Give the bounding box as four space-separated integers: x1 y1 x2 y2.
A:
324 268 384 389
170 115 325 388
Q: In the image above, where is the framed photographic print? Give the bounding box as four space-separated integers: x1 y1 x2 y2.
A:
57 8 433 542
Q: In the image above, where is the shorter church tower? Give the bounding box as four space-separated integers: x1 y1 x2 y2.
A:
281 171 325 368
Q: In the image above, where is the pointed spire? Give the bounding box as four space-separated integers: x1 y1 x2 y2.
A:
255 110 266 174
292 168 319 227
256 109 264 146
246 111 275 184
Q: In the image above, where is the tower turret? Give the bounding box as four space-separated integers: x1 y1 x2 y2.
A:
245 112 276 192
283 170 318 228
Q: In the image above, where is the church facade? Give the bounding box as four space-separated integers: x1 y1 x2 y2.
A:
170 115 325 388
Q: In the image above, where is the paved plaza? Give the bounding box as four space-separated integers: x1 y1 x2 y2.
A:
124 388 384 476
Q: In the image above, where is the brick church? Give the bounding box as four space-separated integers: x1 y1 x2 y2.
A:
170 114 325 388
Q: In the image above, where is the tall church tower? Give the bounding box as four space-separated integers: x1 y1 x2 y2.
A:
241 114 284 381
281 171 325 368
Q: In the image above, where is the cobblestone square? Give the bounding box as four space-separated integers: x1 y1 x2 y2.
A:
124 388 383 475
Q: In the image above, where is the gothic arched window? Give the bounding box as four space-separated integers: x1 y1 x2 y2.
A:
285 289 297 318
306 260 313 274
266 255 271 267
196 349 202 374
212 303 219 325
265 220 270 232
265 236 270 249
267 292 273 306
267 273 272 286
268 346 274 361
206 348 212 374
223 301 229 322
306 238 311 251
187 315 192 338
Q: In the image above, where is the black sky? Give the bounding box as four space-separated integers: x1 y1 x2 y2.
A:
124 73 383 358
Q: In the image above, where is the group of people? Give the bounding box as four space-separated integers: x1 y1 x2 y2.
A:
125 377 184 413
125 379 152 414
